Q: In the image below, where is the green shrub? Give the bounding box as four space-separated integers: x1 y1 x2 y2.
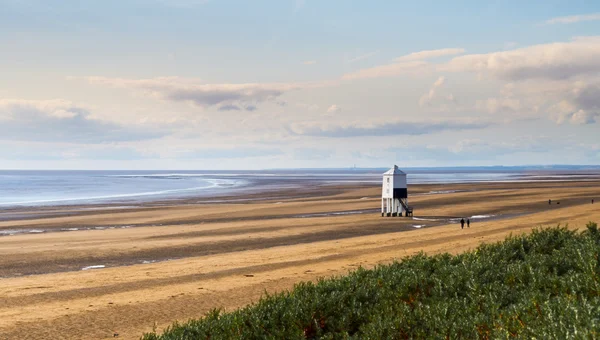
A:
143 224 600 339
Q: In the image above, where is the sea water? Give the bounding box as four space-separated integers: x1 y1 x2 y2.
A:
0 170 243 207
0 168 597 208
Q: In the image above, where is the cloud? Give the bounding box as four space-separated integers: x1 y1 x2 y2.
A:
342 48 464 80
342 60 428 80
0 99 163 143
297 103 319 111
471 79 600 125
303 60 317 65
85 76 307 111
554 83 600 125
0 142 155 161
326 104 341 114
568 110 599 124
217 104 242 111
432 76 445 87
387 135 554 163
346 50 380 64
395 48 465 62
546 13 600 24
289 119 491 138
174 147 283 159
419 76 456 107
447 139 487 153
476 97 522 114
430 38 600 124
572 83 600 112
443 138 546 155
292 148 334 160
344 37 600 84
443 37 600 81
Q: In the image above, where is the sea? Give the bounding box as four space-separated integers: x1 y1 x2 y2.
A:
0 167 599 208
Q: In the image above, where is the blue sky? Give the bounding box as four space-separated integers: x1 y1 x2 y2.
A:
1 0 599 169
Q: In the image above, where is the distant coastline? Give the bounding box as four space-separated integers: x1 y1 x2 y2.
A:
267 165 600 172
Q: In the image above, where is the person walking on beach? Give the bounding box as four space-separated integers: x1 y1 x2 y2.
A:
467 218 470 228
460 218 465 229
549 199 552 205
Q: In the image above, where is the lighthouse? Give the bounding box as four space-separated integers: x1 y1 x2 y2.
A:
381 165 412 217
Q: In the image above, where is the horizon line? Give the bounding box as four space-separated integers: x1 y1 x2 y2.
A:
0 164 599 171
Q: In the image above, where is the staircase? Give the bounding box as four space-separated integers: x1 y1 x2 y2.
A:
400 199 413 216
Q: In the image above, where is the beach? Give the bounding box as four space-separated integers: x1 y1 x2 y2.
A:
1 179 599 339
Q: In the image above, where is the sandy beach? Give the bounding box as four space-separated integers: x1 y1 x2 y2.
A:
1 180 599 339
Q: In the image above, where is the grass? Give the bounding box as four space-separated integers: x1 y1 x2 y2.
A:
143 222 600 339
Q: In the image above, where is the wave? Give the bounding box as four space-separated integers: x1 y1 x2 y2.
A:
425 190 464 195
0 179 243 206
106 173 277 179
106 172 382 178
471 215 494 219
296 209 375 218
0 229 45 236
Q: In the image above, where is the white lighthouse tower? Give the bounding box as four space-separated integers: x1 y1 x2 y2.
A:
381 165 411 217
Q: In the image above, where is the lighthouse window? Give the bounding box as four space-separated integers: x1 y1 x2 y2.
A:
387 178 390 183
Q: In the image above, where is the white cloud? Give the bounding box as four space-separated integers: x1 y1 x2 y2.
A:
343 38 600 83
569 110 599 125
423 37 600 125
421 136 554 159
346 50 380 64
342 60 428 80
487 79 600 125
85 76 313 111
297 103 320 111
419 76 456 108
0 99 163 143
0 141 156 161
395 48 465 62
326 104 341 114
172 147 283 159
289 119 491 138
432 76 445 87
443 37 600 81
84 77 340 113
342 48 464 80
552 82 600 125
448 139 486 153
546 13 600 24
476 97 522 114
0 99 82 120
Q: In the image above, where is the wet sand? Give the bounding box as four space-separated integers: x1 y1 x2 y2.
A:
0 180 599 339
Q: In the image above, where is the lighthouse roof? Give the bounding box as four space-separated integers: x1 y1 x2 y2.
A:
383 165 406 175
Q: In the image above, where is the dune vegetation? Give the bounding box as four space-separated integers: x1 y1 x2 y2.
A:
143 223 600 339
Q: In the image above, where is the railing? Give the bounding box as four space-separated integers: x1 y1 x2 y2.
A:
400 199 413 216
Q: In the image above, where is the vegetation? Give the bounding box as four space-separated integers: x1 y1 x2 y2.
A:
143 223 600 339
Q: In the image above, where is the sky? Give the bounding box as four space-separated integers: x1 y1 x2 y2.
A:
1 0 600 169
